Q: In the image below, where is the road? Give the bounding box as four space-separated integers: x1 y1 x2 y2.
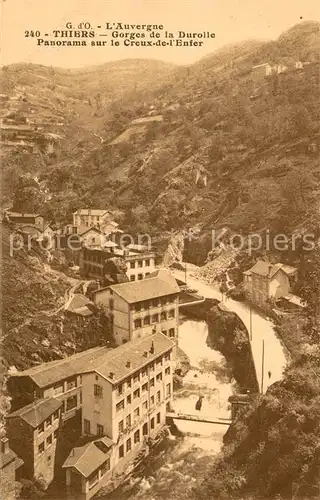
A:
172 269 288 393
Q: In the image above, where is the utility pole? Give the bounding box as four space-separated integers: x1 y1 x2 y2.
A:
261 339 265 394
184 262 187 285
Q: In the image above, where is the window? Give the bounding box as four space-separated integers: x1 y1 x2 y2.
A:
127 395 132 405
150 362 155 372
134 318 142 329
156 373 162 382
117 384 124 396
165 367 170 376
53 410 59 420
66 396 77 411
143 316 150 326
160 312 167 321
157 412 161 424
151 417 155 430
156 358 162 368
84 419 90 434
101 458 110 476
150 378 155 388
38 423 44 434
130 261 135 269
97 424 104 436
165 352 171 362
145 272 150 277
134 429 140 444
109 298 114 310
38 442 45 454
143 423 148 436
169 328 175 338
118 420 124 434
127 378 132 389
119 444 124 459
89 471 99 490
133 388 140 399
135 303 141 312
166 383 171 397
53 383 64 395
134 407 140 420
141 368 147 378
138 274 143 280
142 383 148 392
116 400 124 412
152 314 159 323
45 416 52 427
54 429 58 440
47 455 52 464
150 395 155 407
126 438 132 453
169 309 175 319
142 400 148 411
126 414 131 428
66 377 77 391
156 390 161 403
162 330 167 336
130 275 135 281
94 384 103 398
160 297 166 306
152 299 159 307
46 434 53 446
138 260 143 268
145 259 150 266
133 373 140 384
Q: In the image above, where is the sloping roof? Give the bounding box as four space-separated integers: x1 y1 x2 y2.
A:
126 244 149 252
282 294 305 308
7 212 41 218
73 209 109 216
84 332 175 384
6 398 62 428
0 446 22 470
64 294 95 317
63 437 113 477
77 226 103 237
246 261 297 279
104 271 180 304
9 346 109 388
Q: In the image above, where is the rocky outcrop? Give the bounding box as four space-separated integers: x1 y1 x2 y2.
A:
163 232 185 267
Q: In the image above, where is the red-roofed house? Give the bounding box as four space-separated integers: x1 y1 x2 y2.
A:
243 260 298 308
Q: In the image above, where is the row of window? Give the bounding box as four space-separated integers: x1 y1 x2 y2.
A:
129 259 151 269
129 272 150 281
38 429 58 454
133 311 175 329
88 458 110 490
38 410 60 434
132 297 175 311
53 376 79 395
116 383 172 415
118 413 162 459
115 353 171 396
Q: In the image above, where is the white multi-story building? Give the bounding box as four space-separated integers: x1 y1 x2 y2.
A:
63 333 174 499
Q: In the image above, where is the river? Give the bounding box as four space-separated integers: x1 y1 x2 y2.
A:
103 318 235 499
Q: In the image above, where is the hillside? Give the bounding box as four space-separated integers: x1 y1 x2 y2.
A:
1 22 319 251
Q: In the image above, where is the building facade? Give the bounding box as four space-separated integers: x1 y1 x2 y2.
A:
5 212 44 231
73 209 110 228
63 332 174 500
7 346 109 423
92 271 180 345
0 437 24 500
243 261 298 309
6 398 62 487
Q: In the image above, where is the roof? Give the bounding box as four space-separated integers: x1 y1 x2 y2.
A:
103 241 119 248
6 398 62 428
126 244 151 252
63 437 113 477
9 346 109 388
64 294 95 317
84 332 175 384
73 209 109 217
77 226 103 237
0 444 23 470
282 294 306 308
99 271 179 304
7 212 41 218
245 261 297 279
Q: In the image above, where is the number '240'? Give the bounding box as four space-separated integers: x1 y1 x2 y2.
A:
25 31 41 37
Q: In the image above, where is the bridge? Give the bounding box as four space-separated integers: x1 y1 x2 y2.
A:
166 412 232 426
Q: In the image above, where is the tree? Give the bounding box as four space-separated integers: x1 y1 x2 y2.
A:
299 246 320 341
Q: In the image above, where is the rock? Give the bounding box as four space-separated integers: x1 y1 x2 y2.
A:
41 339 50 347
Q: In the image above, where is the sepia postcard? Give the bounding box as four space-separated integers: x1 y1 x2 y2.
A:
1 1 320 499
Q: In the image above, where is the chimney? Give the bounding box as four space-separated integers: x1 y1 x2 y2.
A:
126 361 131 369
143 351 148 358
150 341 155 354
1 437 9 454
109 371 114 379
268 264 273 277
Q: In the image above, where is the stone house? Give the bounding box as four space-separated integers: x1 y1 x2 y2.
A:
0 437 24 500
